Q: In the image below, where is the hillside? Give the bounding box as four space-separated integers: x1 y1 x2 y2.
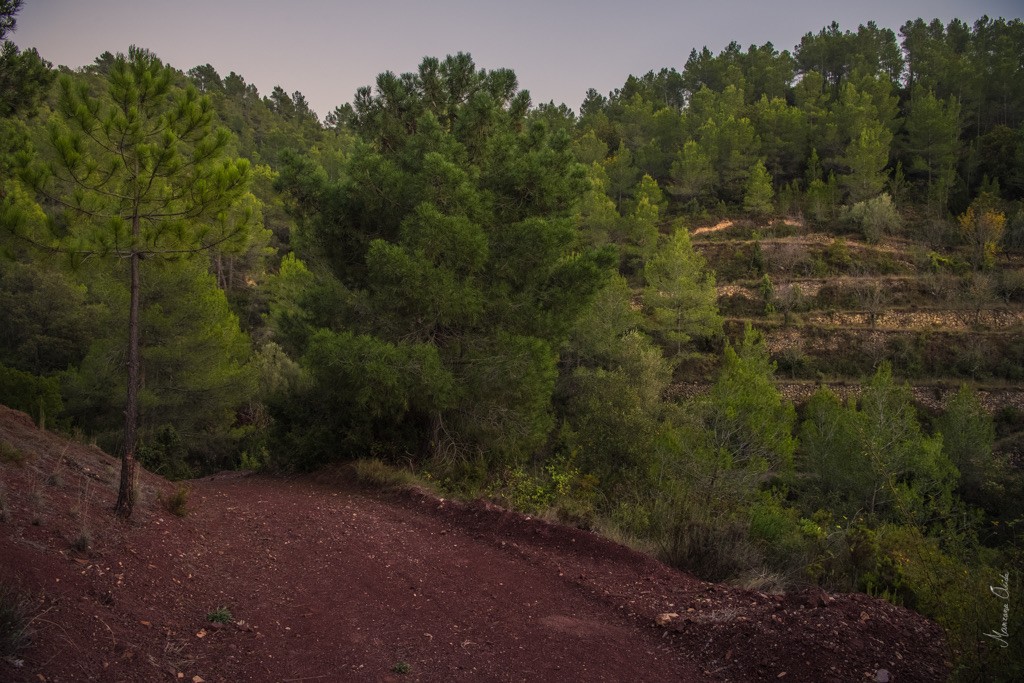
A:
0 404 949 682
691 219 1024 418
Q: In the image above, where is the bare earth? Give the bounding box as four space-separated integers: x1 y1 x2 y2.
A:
0 405 950 682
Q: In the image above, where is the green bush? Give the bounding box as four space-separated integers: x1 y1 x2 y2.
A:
138 425 194 481
748 492 816 577
846 193 901 243
854 525 1024 681
0 363 63 429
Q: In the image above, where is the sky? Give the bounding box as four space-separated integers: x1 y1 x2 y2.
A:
12 0 1022 119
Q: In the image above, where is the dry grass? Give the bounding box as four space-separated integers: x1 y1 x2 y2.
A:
350 458 423 492
162 485 190 517
0 440 28 465
0 584 33 658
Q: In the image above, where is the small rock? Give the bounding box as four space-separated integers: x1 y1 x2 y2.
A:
860 611 871 623
655 612 679 626
874 670 891 683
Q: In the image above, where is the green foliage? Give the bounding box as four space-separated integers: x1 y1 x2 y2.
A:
701 325 796 471
18 48 254 259
65 259 256 467
0 258 101 376
274 54 609 475
958 194 1006 270
841 121 892 203
206 606 232 624
642 229 722 353
284 329 451 468
934 385 1002 512
603 142 641 205
845 193 901 243
0 0 54 119
11 47 258 516
804 172 840 224
902 87 960 214
798 364 957 526
0 362 62 429
139 426 194 481
668 140 715 206
611 325 800 583
743 159 775 217
851 524 1024 681
748 491 818 574
558 331 671 486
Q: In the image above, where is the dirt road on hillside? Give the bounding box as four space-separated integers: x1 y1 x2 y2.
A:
0 405 949 682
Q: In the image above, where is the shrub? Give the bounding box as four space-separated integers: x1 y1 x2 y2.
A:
655 499 760 582
748 492 816 578
846 193 901 243
0 364 63 429
825 238 852 271
163 486 190 518
855 525 1024 681
138 425 194 481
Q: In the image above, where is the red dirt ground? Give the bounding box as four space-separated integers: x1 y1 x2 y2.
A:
0 404 950 682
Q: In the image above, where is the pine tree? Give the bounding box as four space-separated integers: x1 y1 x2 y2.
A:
841 122 891 203
743 159 775 217
643 229 722 354
903 87 960 215
15 48 254 516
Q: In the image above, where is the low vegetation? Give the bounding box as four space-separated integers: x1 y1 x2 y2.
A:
0 584 32 660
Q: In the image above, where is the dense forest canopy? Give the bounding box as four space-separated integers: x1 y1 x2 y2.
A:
2 4 1023 677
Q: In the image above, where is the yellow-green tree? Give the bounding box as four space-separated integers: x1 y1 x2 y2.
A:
958 194 1005 270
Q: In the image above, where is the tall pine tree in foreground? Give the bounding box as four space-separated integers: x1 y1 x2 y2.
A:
15 47 254 516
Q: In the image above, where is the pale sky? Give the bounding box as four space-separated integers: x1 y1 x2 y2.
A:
12 0 1022 119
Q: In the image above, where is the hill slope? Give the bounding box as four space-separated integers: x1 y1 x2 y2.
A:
1 405 948 682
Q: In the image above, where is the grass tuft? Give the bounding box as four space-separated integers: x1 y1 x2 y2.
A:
350 459 422 492
70 531 91 552
206 606 232 624
0 441 28 466
163 485 190 517
0 584 32 658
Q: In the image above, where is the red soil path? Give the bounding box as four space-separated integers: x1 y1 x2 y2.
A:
0 405 949 682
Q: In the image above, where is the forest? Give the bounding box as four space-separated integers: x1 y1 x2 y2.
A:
1 3 1023 678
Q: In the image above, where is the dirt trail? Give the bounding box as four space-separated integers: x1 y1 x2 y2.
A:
0 405 949 682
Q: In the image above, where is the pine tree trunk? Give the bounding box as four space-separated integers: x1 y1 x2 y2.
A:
115 243 141 517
